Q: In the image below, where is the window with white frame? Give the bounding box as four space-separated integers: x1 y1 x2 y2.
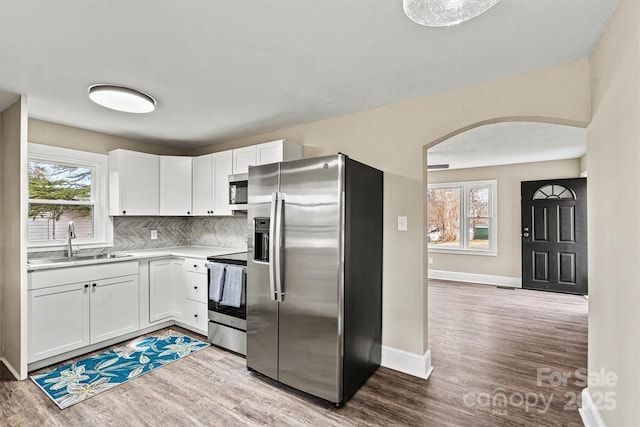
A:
27 143 112 249
427 180 497 255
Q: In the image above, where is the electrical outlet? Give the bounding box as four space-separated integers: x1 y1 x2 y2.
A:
150 229 158 240
397 216 407 231
428 257 434 265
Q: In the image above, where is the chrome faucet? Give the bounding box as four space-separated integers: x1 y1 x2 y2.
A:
66 221 76 257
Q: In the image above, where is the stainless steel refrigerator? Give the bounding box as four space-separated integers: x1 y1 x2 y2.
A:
247 154 383 406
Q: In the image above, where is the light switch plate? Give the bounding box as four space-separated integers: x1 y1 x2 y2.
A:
397 216 407 231
150 229 158 240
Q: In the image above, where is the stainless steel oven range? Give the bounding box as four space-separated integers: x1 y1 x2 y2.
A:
206 252 247 355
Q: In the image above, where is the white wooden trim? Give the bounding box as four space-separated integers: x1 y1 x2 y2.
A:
381 346 433 380
579 388 606 427
0 357 22 380
429 269 521 287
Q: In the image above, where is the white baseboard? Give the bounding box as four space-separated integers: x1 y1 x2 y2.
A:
579 388 606 427
0 357 22 380
381 346 433 380
429 269 521 288
27 321 174 372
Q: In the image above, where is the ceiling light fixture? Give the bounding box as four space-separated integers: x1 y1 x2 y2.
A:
88 84 156 114
403 0 501 27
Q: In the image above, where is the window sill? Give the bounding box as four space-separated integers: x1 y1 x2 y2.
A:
428 247 498 257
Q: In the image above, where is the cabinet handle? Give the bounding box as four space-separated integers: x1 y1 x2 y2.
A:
194 264 197 268
207 210 211 214
84 284 89 289
194 286 198 290
187 211 191 215
92 283 97 288
122 210 126 215
194 314 198 318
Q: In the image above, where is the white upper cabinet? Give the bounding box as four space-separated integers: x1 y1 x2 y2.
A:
109 141 301 217
192 150 233 216
160 156 193 216
212 151 233 216
109 149 160 216
232 146 257 174
256 139 303 166
192 154 213 216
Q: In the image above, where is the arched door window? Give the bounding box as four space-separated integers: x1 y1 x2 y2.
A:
533 184 576 200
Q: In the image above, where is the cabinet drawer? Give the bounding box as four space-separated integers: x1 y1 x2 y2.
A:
183 299 208 333
29 261 139 290
184 258 208 274
185 271 208 303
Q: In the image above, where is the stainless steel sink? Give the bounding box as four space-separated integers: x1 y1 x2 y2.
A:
28 253 132 266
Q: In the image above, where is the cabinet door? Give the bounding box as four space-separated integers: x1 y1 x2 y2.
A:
172 259 186 319
110 150 160 216
90 275 139 343
149 259 175 322
192 154 213 216
160 156 193 216
28 283 90 362
183 299 209 335
232 146 257 174
257 140 284 166
212 150 233 216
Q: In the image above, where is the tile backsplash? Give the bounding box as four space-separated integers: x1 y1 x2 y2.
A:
29 213 248 258
112 216 189 251
188 214 247 249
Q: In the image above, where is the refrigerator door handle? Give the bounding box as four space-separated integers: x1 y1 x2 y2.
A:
268 192 278 301
274 192 286 302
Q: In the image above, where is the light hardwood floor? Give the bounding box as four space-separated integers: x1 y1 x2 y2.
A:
1 280 587 426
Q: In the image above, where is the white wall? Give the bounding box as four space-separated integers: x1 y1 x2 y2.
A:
193 60 591 358
28 119 189 156
427 159 581 283
0 106 3 363
1 96 28 379
586 0 640 424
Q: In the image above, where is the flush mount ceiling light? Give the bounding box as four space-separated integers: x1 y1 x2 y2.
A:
403 0 501 27
427 164 450 170
88 84 156 113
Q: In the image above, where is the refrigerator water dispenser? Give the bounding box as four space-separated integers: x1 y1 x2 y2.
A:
254 217 270 262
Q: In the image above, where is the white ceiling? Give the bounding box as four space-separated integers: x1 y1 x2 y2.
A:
427 122 587 170
0 0 618 148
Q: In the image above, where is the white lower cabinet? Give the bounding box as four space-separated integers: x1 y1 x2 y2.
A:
28 282 90 362
28 261 139 363
150 257 210 335
181 263 209 334
90 275 139 343
182 298 209 333
149 258 185 322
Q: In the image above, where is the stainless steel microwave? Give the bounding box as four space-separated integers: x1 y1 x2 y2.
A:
228 173 248 210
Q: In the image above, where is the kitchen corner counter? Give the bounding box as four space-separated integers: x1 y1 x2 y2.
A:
119 246 246 260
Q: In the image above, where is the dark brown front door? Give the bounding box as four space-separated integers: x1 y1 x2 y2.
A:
521 178 587 295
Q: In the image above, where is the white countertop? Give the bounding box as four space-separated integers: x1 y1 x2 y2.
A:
118 246 245 260
27 246 246 271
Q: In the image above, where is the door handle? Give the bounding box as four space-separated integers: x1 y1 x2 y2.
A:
274 192 285 303
269 192 278 302
523 232 530 238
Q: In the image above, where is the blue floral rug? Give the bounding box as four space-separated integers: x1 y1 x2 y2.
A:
31 330 209 409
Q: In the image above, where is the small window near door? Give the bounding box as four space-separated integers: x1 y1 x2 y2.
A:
427 180 497 255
